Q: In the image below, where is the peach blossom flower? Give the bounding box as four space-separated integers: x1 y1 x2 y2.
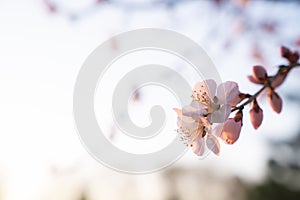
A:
174 80 242 156
192 79 240 123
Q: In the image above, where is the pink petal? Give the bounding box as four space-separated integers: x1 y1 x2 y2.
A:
247 75 262 84
216 81 240 105
220 118 242 145
211 124 224 137
249 105 263 130
208 104 231 123
191 137 205 156
177 118 182 128
193 79 217 100
190 101 207 110
268 90 282 114
182 102 207 121
173 108 194 128
252 65 267 82
199 116 211 129
173 108 194 121
206 134 220 156
177 118 197 129
229 94 242 106
173 108 182 118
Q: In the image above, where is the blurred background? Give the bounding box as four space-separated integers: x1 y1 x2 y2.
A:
1 0 300 199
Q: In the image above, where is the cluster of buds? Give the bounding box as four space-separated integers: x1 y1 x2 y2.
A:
247 65 282 129
174 46 299 157
247 46 300 129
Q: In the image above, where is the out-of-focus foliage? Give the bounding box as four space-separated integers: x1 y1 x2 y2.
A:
245 127 300 200
246 179 300 200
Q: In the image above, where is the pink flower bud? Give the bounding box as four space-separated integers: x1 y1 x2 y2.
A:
280 46 299 64
280 46 292 58
268 90 282 114
249 100 263 129
289 52 299 64
252 65 267 82
220 118 242 145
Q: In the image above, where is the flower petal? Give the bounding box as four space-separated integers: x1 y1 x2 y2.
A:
193 79 217 102
208 104 231 123
173 108 194 122
211 124 224 137
190 101 207 110
182 102 207 121
217 81 240 105
191 137 205 156
173 108 182 118
177 118 197 128
206 134 220 156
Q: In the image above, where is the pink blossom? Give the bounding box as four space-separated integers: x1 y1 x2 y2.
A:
173 103 210 148
193 79 240 123
173 101 224 156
